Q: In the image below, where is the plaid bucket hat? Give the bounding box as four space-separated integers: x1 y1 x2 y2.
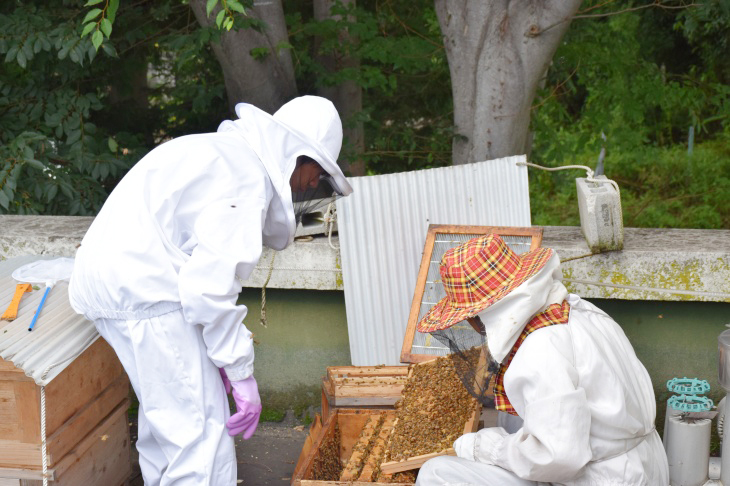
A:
417 234 554 333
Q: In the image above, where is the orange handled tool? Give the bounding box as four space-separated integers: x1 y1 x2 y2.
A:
1 283 33 321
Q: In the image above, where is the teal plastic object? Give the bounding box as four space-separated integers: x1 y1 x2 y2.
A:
666 377 711 395
667 394 714 413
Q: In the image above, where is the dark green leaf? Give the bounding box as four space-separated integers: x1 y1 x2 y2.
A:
108 0 119 23
100 18 112 38
228 0 245 14
81 22 96 38
92 30 103 51
82 8 102 24
25 159 46 170
206 0 218 17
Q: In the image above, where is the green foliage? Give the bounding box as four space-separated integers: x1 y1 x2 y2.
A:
0 0 228 214
260 407 286 422
529 0 730 229
285 0 453 174
530 140 730 230
1 0 728 231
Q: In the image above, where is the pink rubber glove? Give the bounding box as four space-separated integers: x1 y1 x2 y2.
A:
227 376 262 439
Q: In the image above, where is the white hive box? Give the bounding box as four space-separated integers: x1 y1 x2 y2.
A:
0 256 131 486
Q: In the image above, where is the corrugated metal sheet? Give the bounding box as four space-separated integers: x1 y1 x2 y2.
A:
0 255 98 386
337 156 532 365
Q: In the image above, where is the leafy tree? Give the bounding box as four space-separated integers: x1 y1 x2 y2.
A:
0 1 228 214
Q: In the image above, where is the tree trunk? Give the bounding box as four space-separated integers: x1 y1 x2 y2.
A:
189 0 298 115
435 0 582 165
313 0 365 176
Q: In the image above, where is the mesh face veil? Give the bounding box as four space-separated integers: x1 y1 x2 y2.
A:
291 161 346 226
429 316 499 407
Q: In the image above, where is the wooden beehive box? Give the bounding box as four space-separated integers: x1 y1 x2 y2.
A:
295 226 544 485
0 257 131 486
320 366 410 418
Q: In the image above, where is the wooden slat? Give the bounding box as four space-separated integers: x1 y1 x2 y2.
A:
293 414 323 483
381 449 456 475
295 410 340 484
46 373 129 466
44 339 125 437
327 366 410 379
339 414 382 482
0 467 54 482
323 366 409 409
15 382 40 445
0 442 41 470
357 414 395 482
301 481 413 486
400 226 438 365
52 400 131 485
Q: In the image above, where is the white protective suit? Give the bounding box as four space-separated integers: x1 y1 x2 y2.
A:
69 96 351 486
417 255 669 486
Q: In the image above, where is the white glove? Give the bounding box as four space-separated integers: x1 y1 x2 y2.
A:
454 427 510 464
453 432 478 461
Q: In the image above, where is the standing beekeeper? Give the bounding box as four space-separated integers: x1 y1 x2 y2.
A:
415 234 669 486
68 95 352 486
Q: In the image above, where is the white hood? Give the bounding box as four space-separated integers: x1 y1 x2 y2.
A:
217 96 352 250
476 253 568 363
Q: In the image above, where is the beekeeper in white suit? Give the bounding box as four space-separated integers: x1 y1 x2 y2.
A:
415 234 669 486
69 96 352 486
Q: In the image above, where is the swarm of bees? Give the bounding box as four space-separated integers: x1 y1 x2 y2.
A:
310 423 342 481
385 355 478 462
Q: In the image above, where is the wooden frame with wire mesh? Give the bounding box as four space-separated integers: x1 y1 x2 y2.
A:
400 225 544 364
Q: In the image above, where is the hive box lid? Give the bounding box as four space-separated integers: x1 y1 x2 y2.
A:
0 255 98 386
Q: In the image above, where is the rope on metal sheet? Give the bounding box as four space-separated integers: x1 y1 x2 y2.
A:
39 332 98 486
324 201 339 251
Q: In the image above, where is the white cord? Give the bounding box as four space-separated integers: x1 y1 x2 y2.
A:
516 160 624 243
39 333 98 486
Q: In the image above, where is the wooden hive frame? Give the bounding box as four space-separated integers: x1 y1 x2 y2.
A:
379 358 482 474
401 225 543 364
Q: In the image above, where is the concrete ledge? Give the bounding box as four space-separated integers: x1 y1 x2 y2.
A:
0 215 343 291
1 216 728 301
544 226 730 303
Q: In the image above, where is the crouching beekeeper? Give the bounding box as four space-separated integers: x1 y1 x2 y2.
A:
415 234 669 486
68 96 352 485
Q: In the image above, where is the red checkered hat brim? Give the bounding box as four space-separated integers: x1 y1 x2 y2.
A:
417 237 553 333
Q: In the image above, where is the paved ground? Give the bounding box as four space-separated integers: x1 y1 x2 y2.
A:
128 411 310 486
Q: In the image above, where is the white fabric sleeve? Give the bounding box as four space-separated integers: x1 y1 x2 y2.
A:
178 195 268 382
477 326 592 482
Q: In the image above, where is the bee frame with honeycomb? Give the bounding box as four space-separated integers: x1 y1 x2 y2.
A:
380 355 481 474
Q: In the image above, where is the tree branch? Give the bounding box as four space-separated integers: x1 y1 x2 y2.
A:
528 1 702 38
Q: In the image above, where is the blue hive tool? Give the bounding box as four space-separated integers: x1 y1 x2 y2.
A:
11 258 74 332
